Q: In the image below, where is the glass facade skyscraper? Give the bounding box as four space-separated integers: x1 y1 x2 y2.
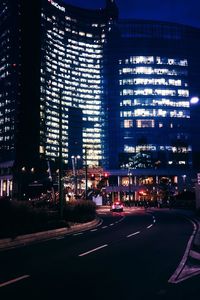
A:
0 0 118 197
106 20 200 172
40 1 108 166
119 55 191 168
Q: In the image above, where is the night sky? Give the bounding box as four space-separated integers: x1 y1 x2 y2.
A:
63 0 200 29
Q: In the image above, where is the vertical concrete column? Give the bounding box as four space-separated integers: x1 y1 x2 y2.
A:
7 180 10 197
118 175 120 200
0 179 3 197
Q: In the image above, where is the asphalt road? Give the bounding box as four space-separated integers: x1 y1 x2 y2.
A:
0 208 200 300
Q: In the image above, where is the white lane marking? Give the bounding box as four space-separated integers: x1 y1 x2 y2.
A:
118 216 125 222
168 218 197 284
153 219 156 223
90 229 98 232
73 233 83 236
0 275 30 288
79 244 108 257
55 236 64 240
127 231 140 238
109 223 114 226
102 226 108 229
189 249 200 260
147 224 153 229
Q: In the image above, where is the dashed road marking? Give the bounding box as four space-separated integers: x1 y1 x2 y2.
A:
90 229 98 232
0 275 30 288
73 233 83 236
102 226 108 229
127 231 140 238
79 244 108 257
147 224 153 229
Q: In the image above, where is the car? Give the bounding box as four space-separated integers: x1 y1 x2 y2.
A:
111 201 124 212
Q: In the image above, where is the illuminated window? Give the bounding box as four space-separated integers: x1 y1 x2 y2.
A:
136 119 155 128
124 120 133 128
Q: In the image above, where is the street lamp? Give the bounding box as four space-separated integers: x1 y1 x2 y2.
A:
84 148 88 200
190 96 199 104
59 89 64 219
128 169 132 203
71 155 81 198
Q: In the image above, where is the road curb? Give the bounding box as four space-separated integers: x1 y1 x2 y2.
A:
192 218 200 252
0 218 100 251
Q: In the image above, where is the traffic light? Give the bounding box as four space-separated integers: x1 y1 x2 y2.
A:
91 173 95 180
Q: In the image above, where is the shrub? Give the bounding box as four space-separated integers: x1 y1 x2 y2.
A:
0 198 50 238
0 198 97 238
172 191 196 209
63 200 96 223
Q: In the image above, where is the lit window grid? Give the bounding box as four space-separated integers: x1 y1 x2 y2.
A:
39 8 106 166
124 144 192 153
119 56 188 66
119 56 190 121
119 55 191 165
0 2 18 151
120 98 189 108
120 109 190 118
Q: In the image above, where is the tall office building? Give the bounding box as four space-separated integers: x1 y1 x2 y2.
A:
106 20 200 174
0 0 118 197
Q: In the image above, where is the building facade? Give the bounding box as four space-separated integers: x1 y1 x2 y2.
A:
106 20 200 176
0 0 118 198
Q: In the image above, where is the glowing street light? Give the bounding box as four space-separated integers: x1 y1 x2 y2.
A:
190 96 199 104
128 170 132 202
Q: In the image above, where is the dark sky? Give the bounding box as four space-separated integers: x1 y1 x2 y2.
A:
63 0 200 29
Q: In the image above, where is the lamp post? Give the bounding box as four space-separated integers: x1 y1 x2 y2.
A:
84 148 88 200
128 169 132 203
59 89 64 219
71 155 80 198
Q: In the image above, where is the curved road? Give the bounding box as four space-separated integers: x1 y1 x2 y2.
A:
0 208 200 299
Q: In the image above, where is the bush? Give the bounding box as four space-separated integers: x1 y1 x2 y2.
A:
172 191 196 209
0 198 50 238
63 200 96 223
0 198 96 238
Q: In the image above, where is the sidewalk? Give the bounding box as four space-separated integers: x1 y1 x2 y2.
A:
0 218 101 251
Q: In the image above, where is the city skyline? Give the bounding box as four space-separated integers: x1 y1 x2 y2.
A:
63 0 200 29
1 0 200 199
